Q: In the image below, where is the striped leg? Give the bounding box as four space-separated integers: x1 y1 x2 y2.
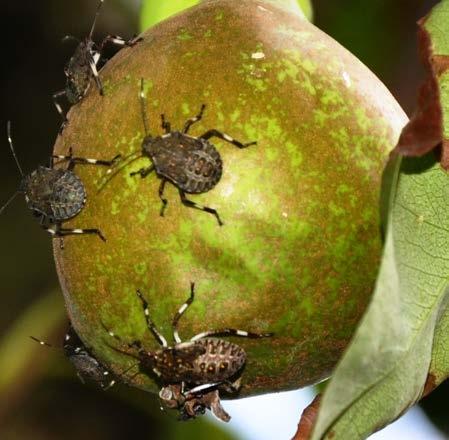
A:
183 104 206 134
45 223 106 249
172 282 195 343
52 148 121 171
136 290 168 347
178 189 223 226
88 51 104 95
190 328 273 342
53 90 68 125
199 129 257 149
100 34 142 51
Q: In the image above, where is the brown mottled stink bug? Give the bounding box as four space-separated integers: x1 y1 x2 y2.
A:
31 324 117 389
105 283 273 422
130 79 257 225
53 0 140 123
0 122 120 247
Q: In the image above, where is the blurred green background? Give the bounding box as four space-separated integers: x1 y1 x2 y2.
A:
0 0 446 438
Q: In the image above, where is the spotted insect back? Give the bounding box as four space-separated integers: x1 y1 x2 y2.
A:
146 133 223 194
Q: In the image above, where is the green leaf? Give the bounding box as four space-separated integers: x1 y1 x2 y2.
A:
140 0 199 31
311 154 449 439
421 0 449 392
297 0 313 21
139 0 313 31
310 1 449 437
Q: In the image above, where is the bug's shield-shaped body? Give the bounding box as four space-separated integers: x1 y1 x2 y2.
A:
21 166 86 222
143 132 223 194
65 41 99 104
64 328 111 386
144 338 246 384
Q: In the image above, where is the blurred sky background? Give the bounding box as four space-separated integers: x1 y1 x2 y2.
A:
0 1 447 439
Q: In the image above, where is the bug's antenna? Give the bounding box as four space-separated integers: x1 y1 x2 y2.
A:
30 336 55 349
97 149 141 193
0 191 20 215
89 0 105 40
140 78 150 137
6 121 24 177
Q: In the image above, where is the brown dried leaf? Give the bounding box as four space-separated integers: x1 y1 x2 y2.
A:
394 18 449 166
292 394 322 440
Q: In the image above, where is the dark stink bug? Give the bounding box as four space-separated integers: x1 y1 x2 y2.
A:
0 122 120 246
130 79 257 225
53 0 140 123
104 283 273 422
31 324 117 389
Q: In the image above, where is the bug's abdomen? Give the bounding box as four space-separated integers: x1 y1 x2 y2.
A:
152 339 246 385
149 135 222 194
66 44 92 104
190 339 246 383
183 149 223 194
162 339 245 384
48 170 86 221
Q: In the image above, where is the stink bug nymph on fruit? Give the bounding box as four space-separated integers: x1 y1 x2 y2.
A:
104 282 273 421
0 122 120 247
129 79 257 225
53 0 140 123
31 324 118 389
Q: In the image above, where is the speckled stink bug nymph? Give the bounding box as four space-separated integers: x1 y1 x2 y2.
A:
129 79 257 225
0 122 120 246
53 0 140 123
31 324 117 389
104 282 273 422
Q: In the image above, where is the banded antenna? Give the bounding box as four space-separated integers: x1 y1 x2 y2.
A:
140 78 150 137
1 121 23 214
6 121 24 177
89 0 105 41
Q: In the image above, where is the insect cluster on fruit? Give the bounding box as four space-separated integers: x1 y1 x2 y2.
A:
3 0 275 424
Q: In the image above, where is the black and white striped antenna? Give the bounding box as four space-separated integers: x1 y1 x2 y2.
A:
89 0 105 40
0 121 23 214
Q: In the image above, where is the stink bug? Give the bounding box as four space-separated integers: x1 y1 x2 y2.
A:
129 79 257 226
0 122 120 247
159 383 232 422
104 282 273 422
53 0 140 123
31 324 116 389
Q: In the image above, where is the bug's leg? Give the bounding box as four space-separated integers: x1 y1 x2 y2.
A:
103 362 139 390
172 282 195 343
183 104 206 134
100 34 142 51
45 222 106 245
161 114 171 134
88 52 104 96
158 179 169 217
53 90 68 128
178 189 223 226
53 149 121 171
136 290 168 347
185 382 222 397
76 372 87 385
130 164 155 178
190 328 274 342
199 129 256 149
